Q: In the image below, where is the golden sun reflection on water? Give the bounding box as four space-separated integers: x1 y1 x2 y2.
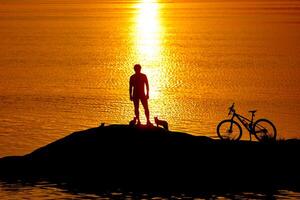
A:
0 0 300 160
134 0 165 100
135 0 161 61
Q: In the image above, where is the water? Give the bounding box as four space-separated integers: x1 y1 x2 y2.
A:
0 180 300 199
0 0 300 198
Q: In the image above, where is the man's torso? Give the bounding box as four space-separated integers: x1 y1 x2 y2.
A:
130 73 147 99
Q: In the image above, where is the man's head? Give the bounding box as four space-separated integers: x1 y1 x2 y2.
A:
134 64 141 73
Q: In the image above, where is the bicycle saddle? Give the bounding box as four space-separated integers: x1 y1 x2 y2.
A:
248 110 257 114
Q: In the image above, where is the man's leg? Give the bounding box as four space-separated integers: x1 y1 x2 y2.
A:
141 98 151 124
133 99 140 124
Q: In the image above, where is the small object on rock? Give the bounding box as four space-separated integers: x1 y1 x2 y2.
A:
100 123 105 128
129 117 137 127
154 116 169 131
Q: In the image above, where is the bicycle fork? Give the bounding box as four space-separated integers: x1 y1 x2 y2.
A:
229 120 234 134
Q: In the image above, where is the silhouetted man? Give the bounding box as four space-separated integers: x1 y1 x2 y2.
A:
129 64 151 126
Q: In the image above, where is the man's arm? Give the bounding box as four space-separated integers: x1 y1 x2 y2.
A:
145 75 149 99
129 77 133 101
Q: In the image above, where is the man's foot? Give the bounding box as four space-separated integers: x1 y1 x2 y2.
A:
137 121 141 126
146 121 153 127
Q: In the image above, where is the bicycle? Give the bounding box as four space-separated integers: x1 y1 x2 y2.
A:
217 103 277 141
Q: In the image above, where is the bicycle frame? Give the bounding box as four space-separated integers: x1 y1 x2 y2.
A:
219 103 276 141
231 112 254 134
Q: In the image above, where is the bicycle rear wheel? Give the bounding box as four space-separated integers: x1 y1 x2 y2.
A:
217 120 242 141
253 119 277 141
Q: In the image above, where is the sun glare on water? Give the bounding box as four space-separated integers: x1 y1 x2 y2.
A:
134 0 165 100
136 0 161 61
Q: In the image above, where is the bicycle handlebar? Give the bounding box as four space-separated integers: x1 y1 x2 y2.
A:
228 103 235 116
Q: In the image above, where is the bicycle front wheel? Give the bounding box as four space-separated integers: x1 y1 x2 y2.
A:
253 119 277 141
217 120 242 141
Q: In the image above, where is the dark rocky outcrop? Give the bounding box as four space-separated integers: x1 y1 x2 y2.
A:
0 124 299 193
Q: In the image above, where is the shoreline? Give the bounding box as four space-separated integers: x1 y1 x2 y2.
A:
0 124 299 193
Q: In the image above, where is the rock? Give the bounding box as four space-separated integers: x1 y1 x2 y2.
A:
0 124 299 192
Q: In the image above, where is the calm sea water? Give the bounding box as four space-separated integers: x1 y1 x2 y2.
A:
0 180 300 200
0 0 300 198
